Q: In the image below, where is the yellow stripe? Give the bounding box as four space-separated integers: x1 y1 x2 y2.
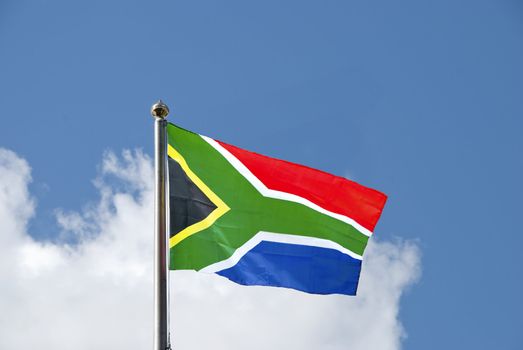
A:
168 144 230 248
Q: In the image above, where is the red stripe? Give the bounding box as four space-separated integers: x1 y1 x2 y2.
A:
216 140 387 232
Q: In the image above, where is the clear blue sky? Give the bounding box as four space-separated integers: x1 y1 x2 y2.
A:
1 1 522 349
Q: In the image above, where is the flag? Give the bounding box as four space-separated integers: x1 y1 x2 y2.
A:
167 123 387 295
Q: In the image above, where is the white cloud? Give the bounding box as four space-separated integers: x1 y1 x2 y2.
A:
0 148 420 350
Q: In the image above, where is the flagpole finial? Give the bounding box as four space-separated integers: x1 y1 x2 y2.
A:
151 100 170 119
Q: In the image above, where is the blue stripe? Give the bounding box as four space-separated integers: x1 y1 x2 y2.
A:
216 241 362 295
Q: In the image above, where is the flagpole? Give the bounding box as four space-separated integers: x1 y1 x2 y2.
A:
151 100 171 350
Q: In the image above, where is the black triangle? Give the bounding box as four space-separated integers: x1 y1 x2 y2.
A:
168 157 217 238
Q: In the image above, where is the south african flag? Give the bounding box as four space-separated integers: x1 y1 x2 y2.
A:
167 123 387 296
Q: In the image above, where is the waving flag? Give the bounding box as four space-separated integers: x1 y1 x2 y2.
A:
167 123 387 295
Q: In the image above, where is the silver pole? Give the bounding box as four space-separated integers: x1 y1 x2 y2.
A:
151 100 171 350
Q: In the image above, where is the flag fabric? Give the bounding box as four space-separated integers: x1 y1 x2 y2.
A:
167 123 387 296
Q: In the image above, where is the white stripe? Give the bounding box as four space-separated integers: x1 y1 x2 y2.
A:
202 136 373 237
200 231 363 274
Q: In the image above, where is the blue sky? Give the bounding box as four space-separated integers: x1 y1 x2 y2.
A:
1 1 522 349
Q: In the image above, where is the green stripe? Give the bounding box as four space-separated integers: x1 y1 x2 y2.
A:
167 123 370 271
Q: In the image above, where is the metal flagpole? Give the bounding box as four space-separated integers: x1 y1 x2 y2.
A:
151 100 171 350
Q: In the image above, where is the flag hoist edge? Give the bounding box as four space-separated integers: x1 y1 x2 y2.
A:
166 123 387 296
